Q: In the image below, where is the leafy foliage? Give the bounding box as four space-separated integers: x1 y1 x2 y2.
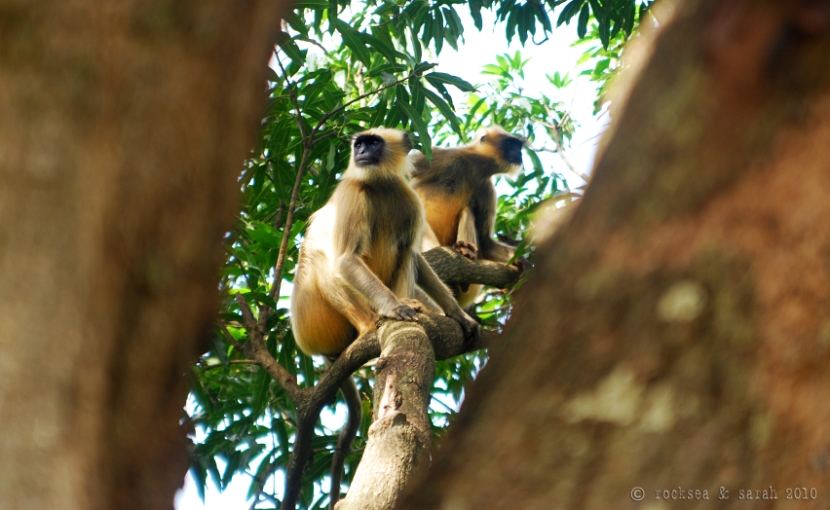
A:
186 0 647 508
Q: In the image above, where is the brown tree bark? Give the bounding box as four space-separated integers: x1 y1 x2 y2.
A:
422 246 523 289
335 320 436 510
398 0 830 508
0 2 284 509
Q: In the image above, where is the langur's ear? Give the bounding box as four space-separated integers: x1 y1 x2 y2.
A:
401 132 413 153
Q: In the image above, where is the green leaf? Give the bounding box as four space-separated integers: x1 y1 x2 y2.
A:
248 291 277 309
283 11 307 34
481 63 504 76
300 351 315 386
399 99 432 159
624 0 636 35
246 221 282 249
526 147 544 176
373 2 399 17
293 0 329 8
557 0 585 26
444 6 463 38
275 32 305 65
424 72 475 92
577 4 590 39
537 5 553 32
366 63 408 78
587 0 609 47
355 31 405 63
421 12 434 48
411 77 425 112
369 100 389 128
326 142 336 172
518 5 529 45
252 368 270 414
274 419 291 458
433 8 444 54
505 4 517 41
469 0 483 29
208 331 229 367
190 462 208 501
410 26 423 63
334 20 371 67
414 62 437 74
464 97 488 130
427 79 455 108
422 87 462 137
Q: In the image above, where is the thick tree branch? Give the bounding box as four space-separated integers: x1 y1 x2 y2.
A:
422 246 523 288
335 320 436 510
280 312 496 510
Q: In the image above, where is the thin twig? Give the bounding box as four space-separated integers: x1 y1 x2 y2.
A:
198 359 259 371
234 294 259 333
272 200 286 230
230 297 305 403
264 147 307 308
275 53 308 143
539 104 592 183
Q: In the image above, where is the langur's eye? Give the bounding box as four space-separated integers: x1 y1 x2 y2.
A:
480 136 486 142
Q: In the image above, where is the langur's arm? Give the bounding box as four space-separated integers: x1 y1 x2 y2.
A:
471 183 515 263
337 253 418 321
478 237 516 263
456 207 478 247
474 210 516 264
413 252 479 340
452 207 479 261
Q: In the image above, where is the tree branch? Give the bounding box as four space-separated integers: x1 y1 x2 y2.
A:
421 246 523 288
232 295 306 404
281 312 497 510
197 359 258 371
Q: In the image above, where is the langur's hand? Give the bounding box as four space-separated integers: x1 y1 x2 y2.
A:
380 302 419 322
513 256 532 279
452 240 478 260
401 298 426 313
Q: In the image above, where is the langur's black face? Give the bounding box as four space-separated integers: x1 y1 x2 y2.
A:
353 135 385 166
500 136 525 165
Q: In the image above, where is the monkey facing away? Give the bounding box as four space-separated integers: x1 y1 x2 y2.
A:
409 125 528 308
289 128 479 507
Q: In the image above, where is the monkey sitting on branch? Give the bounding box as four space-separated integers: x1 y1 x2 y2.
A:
409 125 530 309
290 127 479 506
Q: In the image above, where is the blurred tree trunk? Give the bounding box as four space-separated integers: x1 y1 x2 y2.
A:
398 0 830 508
0 1 284 509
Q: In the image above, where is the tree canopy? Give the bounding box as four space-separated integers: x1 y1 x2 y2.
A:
185 1 653 508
